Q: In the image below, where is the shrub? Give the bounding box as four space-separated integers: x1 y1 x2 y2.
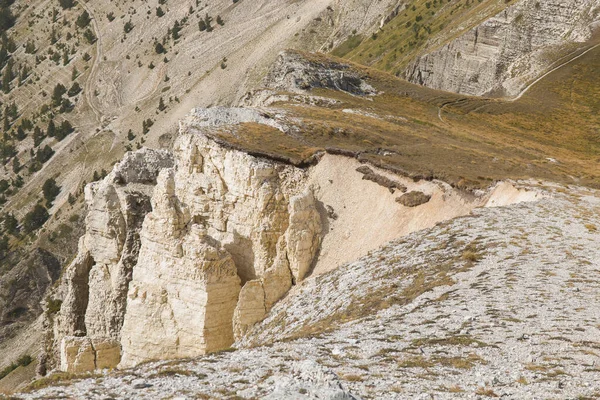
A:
23 204 49 232
42 178 60 206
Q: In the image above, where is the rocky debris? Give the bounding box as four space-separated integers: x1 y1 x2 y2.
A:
16 185 600 399
184 106 286 132
396 191 431 207
60 337 120 373
265 50 376 96
112 149 174 185
263 360 361 400
406 0 600 96
355 165 407 193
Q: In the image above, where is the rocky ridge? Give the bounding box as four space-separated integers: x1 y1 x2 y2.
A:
43 97 539 374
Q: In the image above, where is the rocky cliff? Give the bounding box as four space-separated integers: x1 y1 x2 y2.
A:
50 149 174 372
49 118 325 371
43 102 541 374
405 0 600 96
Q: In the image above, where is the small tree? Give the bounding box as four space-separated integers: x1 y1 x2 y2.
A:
216 15 224 26
3 213 18 235
83 29 96 44
172 20 181 40
42 178 60 206
76 10 91 28
52 83 67 106
205 14 213 32
47 119 56 137
23 204 49 233
156 7 165 17
33 126 44 147
158 97 166 111
124 21 133 34
58 0 75 9
154 41 165 54
11 156 19 172
67 82 81 97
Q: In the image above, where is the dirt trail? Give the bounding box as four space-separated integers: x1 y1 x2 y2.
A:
81 0 104 123
510 42 600 102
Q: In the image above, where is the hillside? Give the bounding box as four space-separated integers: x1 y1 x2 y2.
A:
0 0 396 380
1 0 600 397
14 184 600 399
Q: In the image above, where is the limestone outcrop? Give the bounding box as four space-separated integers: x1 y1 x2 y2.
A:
47 104 538 374
119 131 322 367
60 337 120 373
51 126 324 371
265 50 376 96
405 0 600 96
52 149 174 371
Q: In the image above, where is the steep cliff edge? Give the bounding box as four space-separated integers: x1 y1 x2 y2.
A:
405 0 600 96
43 102 541 373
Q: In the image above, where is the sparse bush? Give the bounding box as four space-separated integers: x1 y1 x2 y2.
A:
124 20 133 34
23 204 49 233
42 178 60 206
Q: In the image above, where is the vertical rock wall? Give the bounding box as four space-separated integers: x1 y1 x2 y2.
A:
52 149 174 370
405 0 600 96
118 133 322 367
53 132 324 371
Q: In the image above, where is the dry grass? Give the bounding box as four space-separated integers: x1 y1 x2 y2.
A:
476 387 499 397
213 44 600 191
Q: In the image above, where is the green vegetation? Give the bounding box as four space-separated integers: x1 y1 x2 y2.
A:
0 354 33 380
42 178 60 206
337 0 512 75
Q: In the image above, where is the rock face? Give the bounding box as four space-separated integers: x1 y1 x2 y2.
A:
118 132 322 367
405 0 600 96
52 127 324 371
265 50 376 96
53 149 174 371
60 337 120 373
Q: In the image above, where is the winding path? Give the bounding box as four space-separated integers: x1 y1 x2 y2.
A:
80 0 104 123
437 42 600 123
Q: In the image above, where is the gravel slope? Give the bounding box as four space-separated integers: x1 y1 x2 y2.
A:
15 183 600 399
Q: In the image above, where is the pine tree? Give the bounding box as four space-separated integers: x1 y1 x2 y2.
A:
205 14 213 32
172 20 181 40
76 10 91 28
47 119 56 137
11 156 19 172
33 126 43 147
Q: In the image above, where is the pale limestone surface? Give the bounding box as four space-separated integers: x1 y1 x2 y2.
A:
53 149 174 372
20 185 600 399
406 0 600 96
60 337 120 374
119 131 323 365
